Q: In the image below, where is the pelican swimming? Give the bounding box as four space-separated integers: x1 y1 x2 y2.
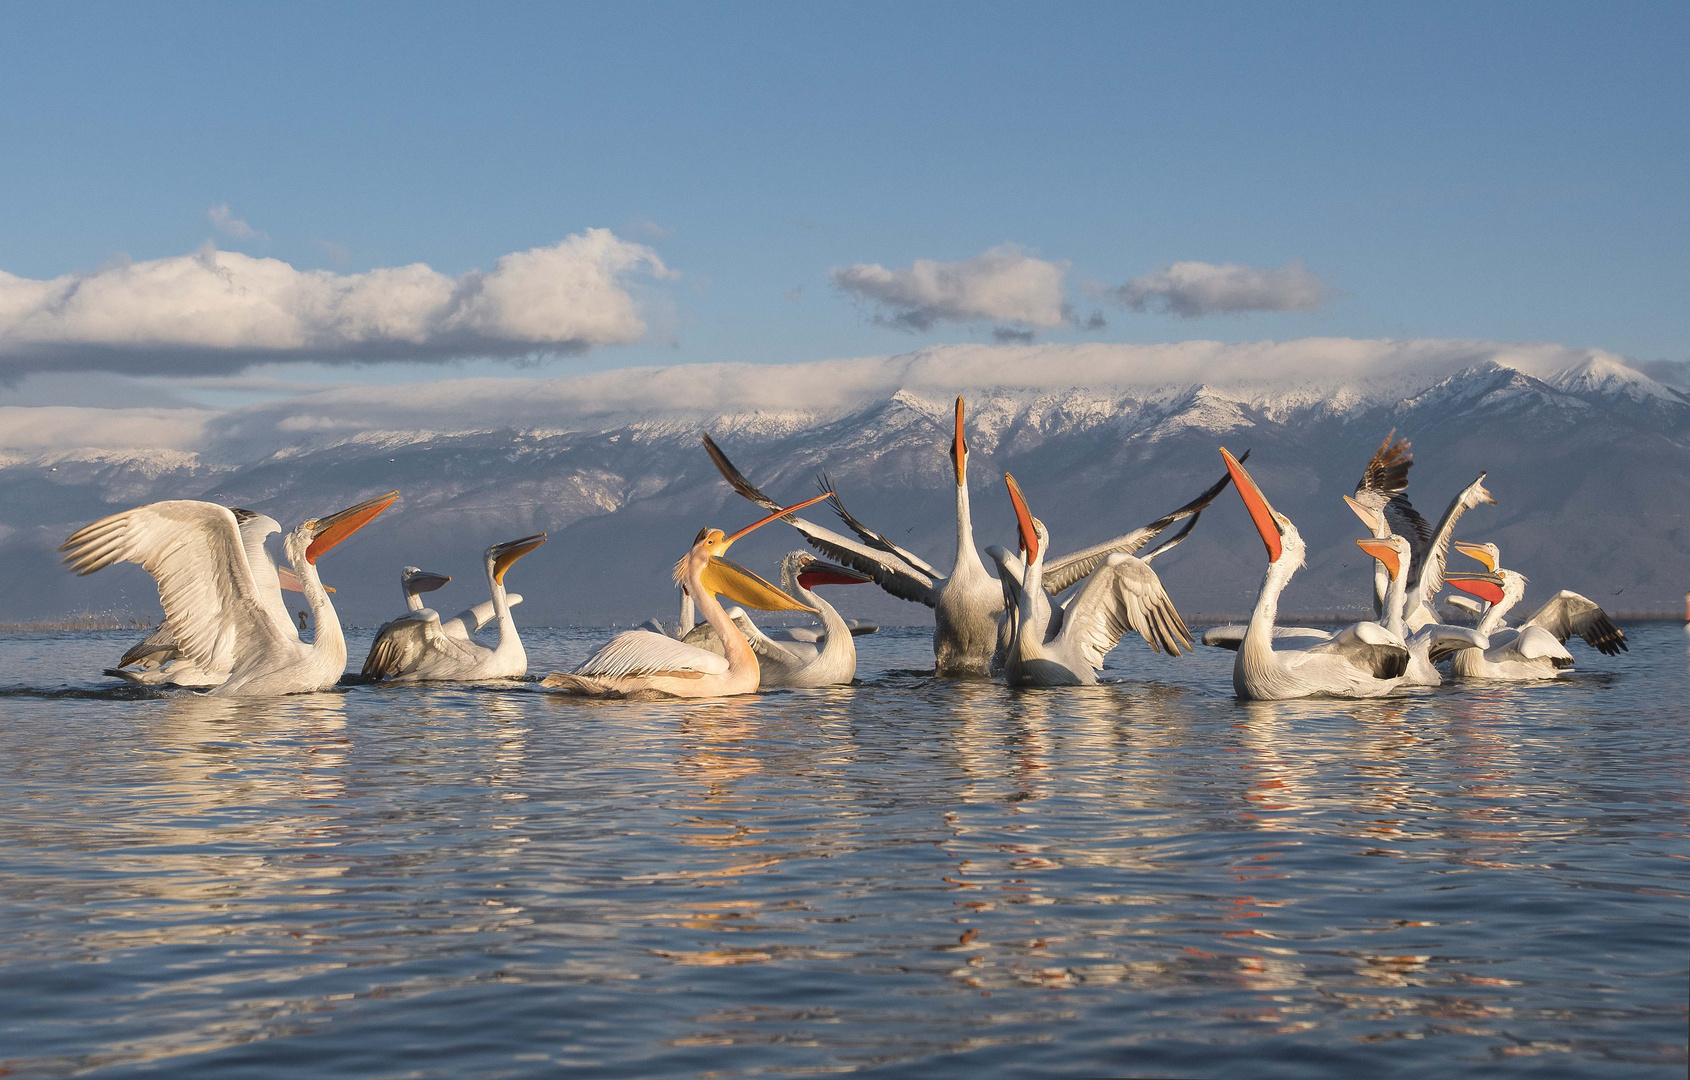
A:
703 397 1237 677
1344 432 1496 630
361 534 547 682
984 474 1193 687
1443 542 1627 680
1352 532 1486 685
1217 449 1408 700
541 495 832 697
106 508 308 687
61 493 398 697
681 551 874 687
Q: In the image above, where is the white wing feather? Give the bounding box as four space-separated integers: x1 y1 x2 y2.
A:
573 630 732 680
1057 553 1194 669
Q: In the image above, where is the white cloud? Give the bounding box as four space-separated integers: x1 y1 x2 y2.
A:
0 406 213 452
0 229 671 375
1113 259 1328 318
831 245 1068 331
208 203 267 243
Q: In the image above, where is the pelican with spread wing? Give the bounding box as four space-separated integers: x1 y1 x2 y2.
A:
541 495 832 697
985 474 1193 686
1351 532 1487 685
681 551 874 687
361 535 547 682
1218 450 1408 700
703 397 1237 677
61 492 398 697
107 508 310 687
1443 542 1627 679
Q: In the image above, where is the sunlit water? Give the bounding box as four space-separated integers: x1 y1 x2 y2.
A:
0 624 1684 1078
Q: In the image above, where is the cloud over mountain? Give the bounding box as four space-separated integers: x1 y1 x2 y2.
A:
1113 260 1328 317
0 229 671 376
831 245 1067 332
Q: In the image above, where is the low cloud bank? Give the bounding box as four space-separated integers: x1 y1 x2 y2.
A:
831 246 1067 332
0 338 1640 460
0 229 670 376
1113 260 1328 317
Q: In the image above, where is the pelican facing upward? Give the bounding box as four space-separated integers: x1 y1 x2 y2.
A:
61 493 398 697
704 397 1238 677
1444 541 1627 680
681 551 874 687
542 494 832 698
987 474 1193 686
1220 450 1407 700
361 534 548 681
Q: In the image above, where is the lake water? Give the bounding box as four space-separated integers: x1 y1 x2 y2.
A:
0 623 1684 1078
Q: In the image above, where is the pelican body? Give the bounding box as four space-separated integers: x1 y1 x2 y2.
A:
1354 533 1486 686
61 493 398 697
1445 542 1627 680
682 551 873 687
361 535 547 682
987 474 1193 686
542 495 831 698
1219 450 1408 700
703 397 1238 677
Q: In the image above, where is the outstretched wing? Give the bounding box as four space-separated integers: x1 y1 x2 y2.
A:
1305 621 1410 680
1415 623 1488 663
362 608 464 679
1352 432 1432 547
702 433 937 606
1042 454 1245 596
1521 591 1627 656
1408 474 1496 619
1200 624 1334 651
440 594 522 640
681 607 809 668
60 501 290 676
1057 553 1194 669
573 629 732 680
230 510 296 639
814 472 942 578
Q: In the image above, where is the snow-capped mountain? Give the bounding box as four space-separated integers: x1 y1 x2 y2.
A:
3 345 1685 626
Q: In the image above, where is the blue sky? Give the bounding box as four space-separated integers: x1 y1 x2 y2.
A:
1 1 1684 399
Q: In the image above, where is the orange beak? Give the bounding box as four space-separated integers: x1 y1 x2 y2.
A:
1005 472 1038 563
721 492 833 547
1221 448 1282 563
1447 573 1505 606
949 396 967 485
491 533 548 585
305 491 398 565
1355 538 1401 580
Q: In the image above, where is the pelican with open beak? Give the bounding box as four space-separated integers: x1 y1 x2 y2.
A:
362 533 549 682
1217 449 1408 699
1444 542 1627 680
61 491 398 696
543 495 833 697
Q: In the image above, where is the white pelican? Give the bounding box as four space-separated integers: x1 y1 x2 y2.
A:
1344 432 1496 630
361 534 547 682
541 495 832 697
680 551 874 687
107 508 308 687
703 398 1238 677
61 493 398 697
1444 542 1627 680
1218 449 1408 700
985 474 1193 687
1353 532 1486 686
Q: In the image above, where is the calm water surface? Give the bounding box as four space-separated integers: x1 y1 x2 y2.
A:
0 624 1684 1078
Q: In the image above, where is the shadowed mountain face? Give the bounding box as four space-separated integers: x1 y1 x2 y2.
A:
4 358 1686 627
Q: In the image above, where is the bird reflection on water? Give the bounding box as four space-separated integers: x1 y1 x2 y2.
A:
0 625 1683 1078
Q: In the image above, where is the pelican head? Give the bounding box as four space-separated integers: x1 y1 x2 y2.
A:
1343 494 1387 536
676 493 833 613
1004 472 1047 564
1355 534 1411 580
488 533 547 585
948 396 968 485
1454 540 1501 573
1221 448 1299 565
401 566 452 595
301 491 399 564
1446 569 1509 607
784 551 873 592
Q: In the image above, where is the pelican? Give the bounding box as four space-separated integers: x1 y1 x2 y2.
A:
61 493 398 697
1344 432 1496 630
1444 542 1627 680
985 474 1193 686
702 397 1238 676
680 551 874 687
541 495 832 697
106 508 309 687
361 534 547 682
1352 532 1486 685
1218 449 1408 700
